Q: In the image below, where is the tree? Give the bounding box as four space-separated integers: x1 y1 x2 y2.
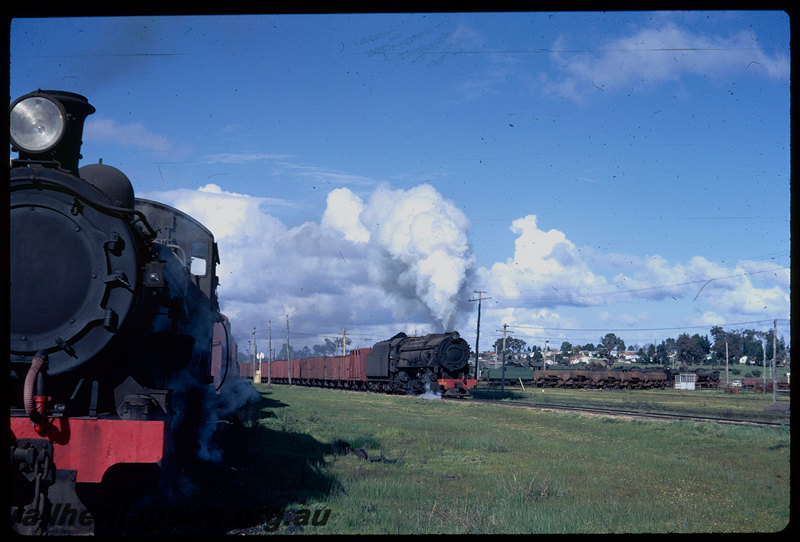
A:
647 343 656 363
560 341 573 353
710 327 787 365
492 337 527 357
654 341 670 365
676 333 708 366
276 343 296 361
599 333 626 354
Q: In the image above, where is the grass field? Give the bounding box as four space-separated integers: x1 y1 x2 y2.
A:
473 385 791 424
167 383 791 535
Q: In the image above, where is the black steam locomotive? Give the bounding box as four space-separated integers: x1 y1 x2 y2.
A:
9 90 238 535
242 331 477 397
366 332 473 394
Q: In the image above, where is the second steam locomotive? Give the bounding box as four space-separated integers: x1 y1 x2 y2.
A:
241 332 478 397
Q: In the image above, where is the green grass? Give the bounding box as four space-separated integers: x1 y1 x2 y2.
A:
197 384 789 534
474 385 790 423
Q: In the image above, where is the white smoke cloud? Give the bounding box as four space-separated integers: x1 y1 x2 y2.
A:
142 181 476 348
321 184 476 331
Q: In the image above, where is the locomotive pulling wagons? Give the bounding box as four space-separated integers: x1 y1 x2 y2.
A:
9 90 240 535
243 332 478 398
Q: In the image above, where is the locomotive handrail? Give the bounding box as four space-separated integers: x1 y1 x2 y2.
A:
215 316 232 392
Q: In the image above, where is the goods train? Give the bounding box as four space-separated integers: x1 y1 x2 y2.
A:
240 331 477 397
9 90 239 535
481 365 721 389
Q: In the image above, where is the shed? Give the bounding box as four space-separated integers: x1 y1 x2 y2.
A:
675 372 696 390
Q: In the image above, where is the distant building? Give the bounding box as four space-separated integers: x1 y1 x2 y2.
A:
618 351 640 363
675 373 697 390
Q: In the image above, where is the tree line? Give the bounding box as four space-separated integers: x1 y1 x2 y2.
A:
491 327 788 367
240 336 352 362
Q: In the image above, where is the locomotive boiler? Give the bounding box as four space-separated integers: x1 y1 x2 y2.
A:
9 90 238 535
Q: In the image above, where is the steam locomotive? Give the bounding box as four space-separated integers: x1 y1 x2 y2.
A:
9 90 239 535
241 331 477 397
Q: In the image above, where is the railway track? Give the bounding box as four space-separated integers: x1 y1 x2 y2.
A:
460 397 790 427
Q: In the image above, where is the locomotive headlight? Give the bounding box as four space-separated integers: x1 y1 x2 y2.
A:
10 93 67 153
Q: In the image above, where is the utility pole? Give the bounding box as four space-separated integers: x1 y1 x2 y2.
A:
469 291 490 383
342 328 347 356
725 341 729 387
762 336 767 395
773 319 778 403
286 315 291 385
253 326 259 382
496 324 513 393
247 340 251 377
268 319 272 385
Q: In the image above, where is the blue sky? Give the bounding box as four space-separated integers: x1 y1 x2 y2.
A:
10 12 790 355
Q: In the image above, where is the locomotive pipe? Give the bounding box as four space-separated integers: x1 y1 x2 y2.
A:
24 351 50 435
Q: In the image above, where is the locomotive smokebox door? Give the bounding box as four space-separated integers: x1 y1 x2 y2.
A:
10 169 140 376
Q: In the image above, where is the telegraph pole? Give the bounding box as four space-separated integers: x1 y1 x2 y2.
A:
469 291 490 383
725 341 729 387
286 315 291 385
761 336 767 394
773 319 778 403
342 328 347 356
268 319 273 385
496 324 513 393
253 327 259 382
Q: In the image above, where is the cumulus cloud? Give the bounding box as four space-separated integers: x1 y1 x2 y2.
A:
477 214 609 303
138 183 788 352
321 187 370 243
472 213 789 346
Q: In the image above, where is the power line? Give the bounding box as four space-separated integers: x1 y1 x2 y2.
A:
508 318 789 333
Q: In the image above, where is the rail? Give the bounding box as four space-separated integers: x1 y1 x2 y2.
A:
459 398 789 427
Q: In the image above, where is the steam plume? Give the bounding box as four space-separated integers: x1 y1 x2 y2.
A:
324 183 475 331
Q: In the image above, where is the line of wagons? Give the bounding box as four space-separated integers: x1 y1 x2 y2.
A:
739 378 790 393
480 364 722 390
238 332 478 397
